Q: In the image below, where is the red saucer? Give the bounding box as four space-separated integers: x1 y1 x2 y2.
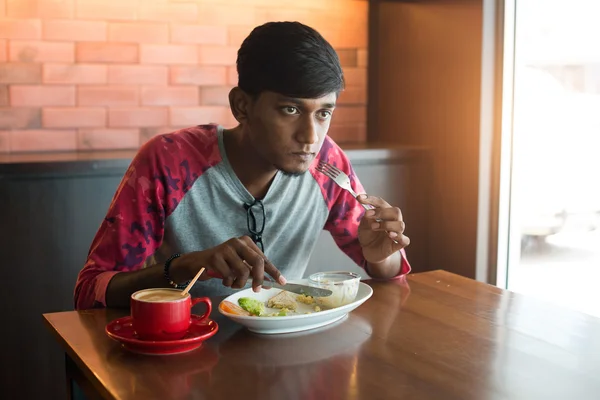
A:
106 315 218 356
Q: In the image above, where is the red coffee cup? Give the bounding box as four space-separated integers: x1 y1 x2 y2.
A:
130 288 211 341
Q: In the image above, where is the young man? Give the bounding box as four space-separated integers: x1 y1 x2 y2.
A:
74 21 411 310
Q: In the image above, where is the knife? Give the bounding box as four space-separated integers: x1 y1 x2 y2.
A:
262 281 332 297
204 269 332 297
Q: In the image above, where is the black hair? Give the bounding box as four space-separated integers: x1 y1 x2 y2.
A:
236 21 344 98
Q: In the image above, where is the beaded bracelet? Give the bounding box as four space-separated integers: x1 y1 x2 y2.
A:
164 253 190 290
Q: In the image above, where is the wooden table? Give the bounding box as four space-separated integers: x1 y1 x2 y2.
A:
43 270 600 400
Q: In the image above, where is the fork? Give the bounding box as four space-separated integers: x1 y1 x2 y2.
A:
316 160 399 243
316 160 372 211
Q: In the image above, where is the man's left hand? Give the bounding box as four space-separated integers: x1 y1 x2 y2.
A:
357 194 410 264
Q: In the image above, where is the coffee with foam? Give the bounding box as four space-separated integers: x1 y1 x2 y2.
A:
134 289 187 302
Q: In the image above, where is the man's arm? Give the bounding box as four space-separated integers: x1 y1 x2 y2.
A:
311 139 411 279
105 237 286 308
104 260 191 308
323 185 411 280
74 135 180 309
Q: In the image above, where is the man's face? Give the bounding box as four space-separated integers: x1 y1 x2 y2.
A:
244 91 337 175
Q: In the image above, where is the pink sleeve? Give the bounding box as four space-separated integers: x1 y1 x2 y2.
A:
73 127 221 309
311 138 411 279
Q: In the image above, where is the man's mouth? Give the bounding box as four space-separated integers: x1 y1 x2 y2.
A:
291 152 315 160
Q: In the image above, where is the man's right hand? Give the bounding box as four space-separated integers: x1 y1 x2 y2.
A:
170 236 286 293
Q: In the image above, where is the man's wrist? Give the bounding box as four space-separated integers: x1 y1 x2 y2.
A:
167 253 193 284
365 252 402 279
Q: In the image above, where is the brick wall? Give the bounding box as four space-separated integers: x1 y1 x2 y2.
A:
0 0 368 153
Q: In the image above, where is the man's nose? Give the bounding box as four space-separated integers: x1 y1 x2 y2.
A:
296 117 319 144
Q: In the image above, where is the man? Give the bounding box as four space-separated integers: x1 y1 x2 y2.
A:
74 21 411 310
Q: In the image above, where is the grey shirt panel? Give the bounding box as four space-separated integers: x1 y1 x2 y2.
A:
146 128 330 297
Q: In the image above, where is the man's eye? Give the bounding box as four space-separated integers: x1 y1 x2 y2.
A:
317 110 332 120
282 106 299 115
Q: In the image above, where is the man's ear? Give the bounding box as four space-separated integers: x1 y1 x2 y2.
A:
228 87 252 123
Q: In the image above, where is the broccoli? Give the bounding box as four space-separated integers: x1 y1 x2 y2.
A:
238 297 265 316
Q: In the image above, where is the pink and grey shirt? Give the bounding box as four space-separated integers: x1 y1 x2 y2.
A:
74 125 411 309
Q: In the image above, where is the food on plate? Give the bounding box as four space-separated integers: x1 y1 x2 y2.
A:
267 291 298 311
296 294 315 305
238 297 265 316
220 290 326 319
265 308 291 317
219 300 251 316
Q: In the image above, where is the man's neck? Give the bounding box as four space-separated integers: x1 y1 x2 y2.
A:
223 127 277 199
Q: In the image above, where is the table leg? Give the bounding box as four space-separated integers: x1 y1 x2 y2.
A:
66 355 74 400
65 353 104 400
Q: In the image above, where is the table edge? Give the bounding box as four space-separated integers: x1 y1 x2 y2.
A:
42 313 118 400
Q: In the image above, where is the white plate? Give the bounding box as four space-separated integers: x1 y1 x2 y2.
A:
218 280 373 334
